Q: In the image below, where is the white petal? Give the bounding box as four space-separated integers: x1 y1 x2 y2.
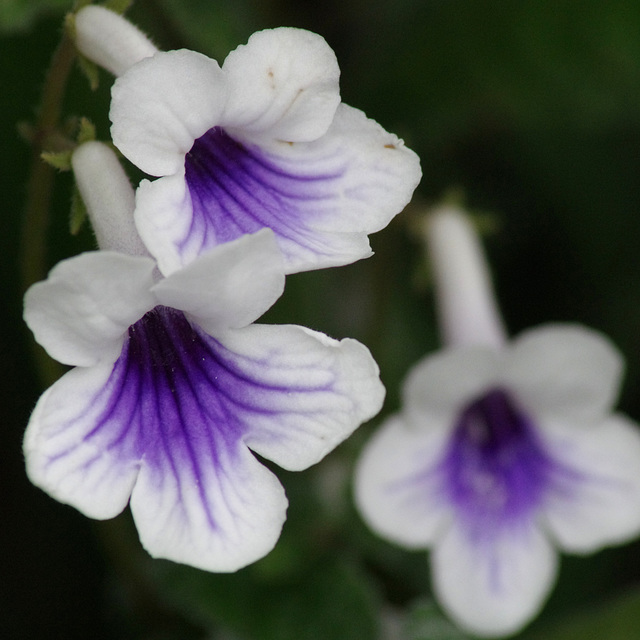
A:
221 27 340 143
74 5 158 77
402 347 502 427
130 436 287 572
354 415 450 548
432 522 557 637
111 49 227 176
134 172 195 276
216 323 385 470
152 230 285 330
23 363 141 520
24 252 156 367
504 324 623 422
541 413 640 552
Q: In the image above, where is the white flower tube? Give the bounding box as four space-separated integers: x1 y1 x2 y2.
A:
74 5 158 76
426 205 506 348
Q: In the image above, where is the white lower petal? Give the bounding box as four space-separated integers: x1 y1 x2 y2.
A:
504 324 623 422
23 364 141 519
111 49 227 176
219 324 385 471
432 522 557 637
130 437 287 572
541 414 640 552
354 415 450 548
24 251 156 367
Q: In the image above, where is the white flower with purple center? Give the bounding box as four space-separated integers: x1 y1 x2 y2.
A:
24 142 385 572
74 5 422 276
354 206 640 637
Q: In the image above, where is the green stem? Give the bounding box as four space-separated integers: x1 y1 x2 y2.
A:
20 25 77 387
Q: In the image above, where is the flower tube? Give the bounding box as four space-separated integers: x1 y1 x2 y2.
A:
354 205 640 637
24 141 385 572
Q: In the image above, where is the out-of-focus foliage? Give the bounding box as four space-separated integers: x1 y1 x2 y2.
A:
6 1 640 639
0 0 70 32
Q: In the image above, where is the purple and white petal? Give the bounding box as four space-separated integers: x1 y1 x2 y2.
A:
24 363 143 520
138 103 420 274
152 230 285 331
220 323 385 470
354 415 451 548
431 521 557 638
24 252 156 367
503 324 623 422
111 49 227 176
541 414 640 553
131 433 287 572
220 27 340 144
28 304 296 571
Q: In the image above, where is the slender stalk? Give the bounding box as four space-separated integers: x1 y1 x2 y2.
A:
20 26 77 386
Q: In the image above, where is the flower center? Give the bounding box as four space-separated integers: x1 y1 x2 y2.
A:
441 388 559 537
123 305 246 448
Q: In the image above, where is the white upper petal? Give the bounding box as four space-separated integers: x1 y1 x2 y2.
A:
221 27 340 143
152 230 285 331
24 251 156 367
111 49 227 176
354 415 450 548
403 347 502 426
130 437 288 572
541 413 640 552
503 324 623 422
24 363 141 520
432 522 557 637
216 323 385 470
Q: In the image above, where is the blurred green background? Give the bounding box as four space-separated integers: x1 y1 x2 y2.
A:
5 1 640 638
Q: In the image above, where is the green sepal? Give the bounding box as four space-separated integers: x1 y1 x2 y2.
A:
104 0 133 15
76 117 96 145
41 149 72 171
69 182 88 235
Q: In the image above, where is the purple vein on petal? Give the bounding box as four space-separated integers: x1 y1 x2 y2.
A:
44 306 336 528
184 126 346 257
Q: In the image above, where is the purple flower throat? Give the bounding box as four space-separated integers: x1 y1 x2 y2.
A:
441 388 561 534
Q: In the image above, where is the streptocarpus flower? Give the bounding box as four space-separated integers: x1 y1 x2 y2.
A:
354 206 640 637
24 142 385 572
74 6 422 276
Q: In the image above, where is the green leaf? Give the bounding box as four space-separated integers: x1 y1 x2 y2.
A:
0 0 71 33
155 554 382 640
522 587 640 640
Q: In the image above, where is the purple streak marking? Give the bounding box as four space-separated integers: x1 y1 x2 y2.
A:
184 127 344 257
